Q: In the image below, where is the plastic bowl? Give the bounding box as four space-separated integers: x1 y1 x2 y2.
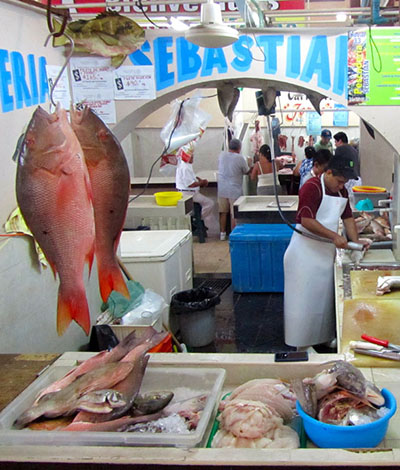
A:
352 185 387 193
154 191 183 206
296 388 396 448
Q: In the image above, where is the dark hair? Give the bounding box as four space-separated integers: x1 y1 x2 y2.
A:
259 144 272 162
304 146 316 159
229 138 242 152
333 131 348 143
313 149 332 166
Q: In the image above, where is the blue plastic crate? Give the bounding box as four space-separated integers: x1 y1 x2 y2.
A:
229 224 293 293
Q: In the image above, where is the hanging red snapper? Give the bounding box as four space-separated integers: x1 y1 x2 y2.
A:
15 106 95 336
70 106 130 302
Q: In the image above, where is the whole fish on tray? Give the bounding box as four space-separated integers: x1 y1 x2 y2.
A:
52 10 145 68
70 106 130 303
15 106 95 336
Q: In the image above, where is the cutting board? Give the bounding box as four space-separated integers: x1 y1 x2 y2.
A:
341 298 400 367
351 269 400 299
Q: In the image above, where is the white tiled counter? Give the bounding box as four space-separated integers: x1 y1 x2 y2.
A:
1 352 400 467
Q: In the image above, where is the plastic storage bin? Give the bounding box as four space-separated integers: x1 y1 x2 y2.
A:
0 363 226 448
118 230 193 327
229 224 293 293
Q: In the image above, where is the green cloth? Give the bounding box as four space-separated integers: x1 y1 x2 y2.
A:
103 280 145 319
314 140 333 153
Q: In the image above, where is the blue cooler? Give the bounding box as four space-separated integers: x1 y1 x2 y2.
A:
229 224 293 293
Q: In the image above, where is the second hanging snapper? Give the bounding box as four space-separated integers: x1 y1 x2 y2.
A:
70 106 130 303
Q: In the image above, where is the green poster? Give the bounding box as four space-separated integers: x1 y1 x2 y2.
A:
348 28 400 105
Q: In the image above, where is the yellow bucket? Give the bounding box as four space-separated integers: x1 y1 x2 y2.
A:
352 185 387 193
154 191 183 206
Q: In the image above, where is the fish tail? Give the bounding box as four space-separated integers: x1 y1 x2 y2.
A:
98 261 129 303
57 286 91 336
86 243 95 277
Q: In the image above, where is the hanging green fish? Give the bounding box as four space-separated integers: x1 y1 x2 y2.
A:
52 10 145 68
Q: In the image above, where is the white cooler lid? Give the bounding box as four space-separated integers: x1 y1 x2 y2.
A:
119 230 191 261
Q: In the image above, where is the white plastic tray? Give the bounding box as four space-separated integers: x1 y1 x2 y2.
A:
0 364 225 448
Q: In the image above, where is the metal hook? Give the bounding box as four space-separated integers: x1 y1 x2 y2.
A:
44 31 75 108
46 0 68 38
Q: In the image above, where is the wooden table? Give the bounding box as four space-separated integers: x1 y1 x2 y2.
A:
0 354 59 413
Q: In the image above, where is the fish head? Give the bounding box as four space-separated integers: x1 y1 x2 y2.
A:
70 105 116 158
20 107 64 166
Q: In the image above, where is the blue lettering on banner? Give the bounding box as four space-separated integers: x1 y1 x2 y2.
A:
177 38 201 82
256 35 284 74
0 49 13 113
300 36 330 90
132 33 348 98
231 36 253 72
11 51 32 109
200 48 228 77
0 49 48 113
332 35 348 96
154 37 174 90
286 36 300 79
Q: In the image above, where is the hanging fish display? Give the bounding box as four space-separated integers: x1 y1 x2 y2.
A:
70 106 130 303
52 10 145 68
15 106 95 336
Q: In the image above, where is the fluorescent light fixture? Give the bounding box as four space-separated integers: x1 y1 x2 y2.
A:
185 0 239 48
169 17 190 31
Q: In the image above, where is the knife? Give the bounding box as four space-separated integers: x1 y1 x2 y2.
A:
361 334 400 352
354 348 400 361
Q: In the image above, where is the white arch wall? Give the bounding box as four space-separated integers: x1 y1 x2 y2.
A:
115 29 398 189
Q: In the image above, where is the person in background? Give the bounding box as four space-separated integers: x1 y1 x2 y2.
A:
249 120 263 162
314 129 333 153
333 131 360 177
271 114 282 158
293 146 316 187
300 149 332 188
284 153 369 352
175 152 215 232
250 144 282 195
217 139 249 240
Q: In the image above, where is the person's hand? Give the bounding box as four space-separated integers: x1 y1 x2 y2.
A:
332 234 349 249
358 238 372 251
199 178 208 187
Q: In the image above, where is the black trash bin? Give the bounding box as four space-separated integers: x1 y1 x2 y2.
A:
170 287 221 347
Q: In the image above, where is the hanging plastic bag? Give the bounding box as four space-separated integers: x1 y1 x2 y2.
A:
159 94 211 174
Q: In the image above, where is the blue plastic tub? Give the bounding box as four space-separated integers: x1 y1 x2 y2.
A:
229 224 293 293
296 388 397 448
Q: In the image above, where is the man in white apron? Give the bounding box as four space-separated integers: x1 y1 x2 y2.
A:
284 153 369 350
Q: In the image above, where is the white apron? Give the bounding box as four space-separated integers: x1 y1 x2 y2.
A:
284 174 348 347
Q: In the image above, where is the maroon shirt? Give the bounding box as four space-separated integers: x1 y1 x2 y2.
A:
296 176 353 224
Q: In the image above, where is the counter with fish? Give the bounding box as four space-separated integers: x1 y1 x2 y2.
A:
1 342 400 467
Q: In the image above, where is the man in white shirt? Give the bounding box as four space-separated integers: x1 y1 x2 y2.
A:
217 138 250 240
175 153 215 232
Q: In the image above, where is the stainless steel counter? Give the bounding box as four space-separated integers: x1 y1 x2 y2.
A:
233 195 299 224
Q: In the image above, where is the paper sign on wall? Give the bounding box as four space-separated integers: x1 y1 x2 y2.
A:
114 66 156 100
69 57 116 124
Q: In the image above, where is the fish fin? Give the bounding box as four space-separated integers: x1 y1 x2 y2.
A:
86 241 95 278
97 32 121 46
52 19 68 47
98 261 129 303
111 55 126 68
57 287 91 336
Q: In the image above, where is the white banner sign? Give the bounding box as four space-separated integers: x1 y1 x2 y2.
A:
114 66 156 100
70 57 116 124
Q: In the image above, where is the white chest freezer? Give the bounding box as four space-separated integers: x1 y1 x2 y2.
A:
118 230 193 328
